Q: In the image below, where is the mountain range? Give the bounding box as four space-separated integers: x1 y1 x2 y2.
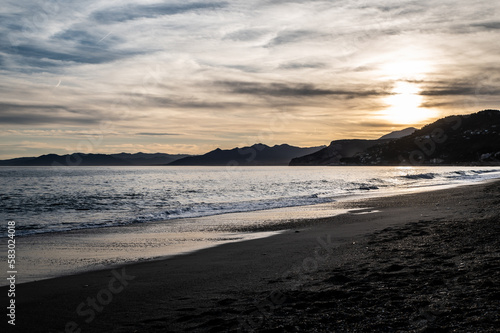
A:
0 145 325 167
289 128 416 166
292 109 500 166
1 109 498 167
168 144 326 166
346 109 500 165
0 152 190 166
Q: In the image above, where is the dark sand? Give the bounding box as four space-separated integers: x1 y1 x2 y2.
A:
3 181 500 332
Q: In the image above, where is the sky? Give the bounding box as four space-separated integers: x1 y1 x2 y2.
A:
1 0 500 159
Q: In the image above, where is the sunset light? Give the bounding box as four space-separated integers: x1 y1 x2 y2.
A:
382 81 437 125
2 2 500 332
0 0 499 157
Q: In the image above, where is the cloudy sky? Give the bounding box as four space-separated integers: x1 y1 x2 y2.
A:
1 0 499 158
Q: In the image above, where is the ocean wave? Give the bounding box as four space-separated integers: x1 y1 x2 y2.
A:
1 195 338 237
358 185 379 190
131 195 336 224
2 166 499 238
401 173 436 180
442 169 500 180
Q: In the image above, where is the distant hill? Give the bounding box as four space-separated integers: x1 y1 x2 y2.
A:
289 140 386 166
378 127 417 140
110 153 190 165
0 152 190 166
0 157 37 166
347 109 500 165
168 144 326 166
290 127 415 166
4 110 498 167
290 110 500 166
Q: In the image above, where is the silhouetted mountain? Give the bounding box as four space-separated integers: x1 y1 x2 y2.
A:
289 127 416 166
110 153 190 165
0 154 130 166
347 109 500 165
0 153 189 166
378 127 417 140
289 140 387 166
168 144 326 166
0 157 37 166
4 111 497 167
290 110 500 166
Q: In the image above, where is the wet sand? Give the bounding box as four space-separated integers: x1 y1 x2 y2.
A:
3 201 350 285
3 180 499 332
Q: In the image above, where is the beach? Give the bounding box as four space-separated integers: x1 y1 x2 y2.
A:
4 180 500 332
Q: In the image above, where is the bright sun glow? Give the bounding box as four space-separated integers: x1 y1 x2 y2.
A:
382 81 436 125
381 60 430 80
375 57 438 125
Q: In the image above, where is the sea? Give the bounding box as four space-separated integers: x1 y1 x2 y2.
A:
2 165 500 238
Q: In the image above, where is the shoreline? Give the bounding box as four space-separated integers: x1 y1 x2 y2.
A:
3 179 499 332
4 165 500 240
3 178 498 286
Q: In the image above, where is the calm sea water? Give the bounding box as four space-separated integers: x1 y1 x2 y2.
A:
1 166 499 237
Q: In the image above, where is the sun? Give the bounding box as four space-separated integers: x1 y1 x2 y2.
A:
375 57 438 125
381 81 436 125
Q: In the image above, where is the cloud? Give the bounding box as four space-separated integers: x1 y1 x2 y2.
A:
0 103 100 125
419 87 477 96
278 62 327 70
136 132 180 136
53 28 122 47
266 30 315 46
358 121 398 128
1 0 500 158
135 95 250 110
0 129 117 137
0 102 68 112
0 113 98 125
217 81 389 98
224 29 270 41
11 44 137 65
419 77 500 96
91 2 228 23
471 21 500 30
